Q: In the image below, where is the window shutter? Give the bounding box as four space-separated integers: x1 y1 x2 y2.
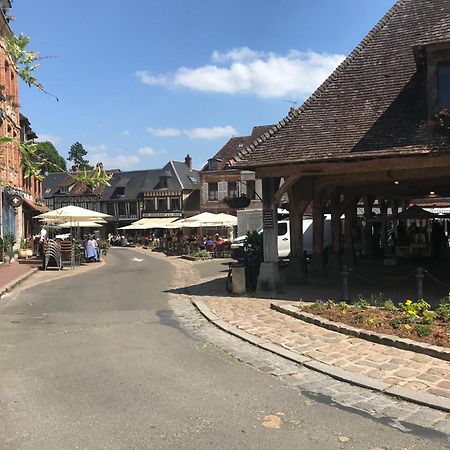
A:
202 182 208 204
218 181 227 200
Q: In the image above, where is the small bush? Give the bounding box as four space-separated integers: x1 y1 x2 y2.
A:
355 297 371 310
325 299 334 310
338 301 348 310
415 324 432 337
437 294 450 321
383 300 397 312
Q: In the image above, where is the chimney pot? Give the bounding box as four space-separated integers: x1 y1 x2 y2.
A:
185 154 192 170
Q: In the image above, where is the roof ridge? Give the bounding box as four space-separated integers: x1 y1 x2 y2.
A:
230 0 409 165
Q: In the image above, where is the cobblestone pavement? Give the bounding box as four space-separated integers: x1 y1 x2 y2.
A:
139 252 450 441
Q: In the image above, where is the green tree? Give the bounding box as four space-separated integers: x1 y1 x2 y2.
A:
36 141 66 173
67 142 93 171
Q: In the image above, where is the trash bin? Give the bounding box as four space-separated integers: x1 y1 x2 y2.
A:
232 264 246 294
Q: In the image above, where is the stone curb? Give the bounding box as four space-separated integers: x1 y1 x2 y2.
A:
270 303 450 362
192 298 450 413
0 267 39 298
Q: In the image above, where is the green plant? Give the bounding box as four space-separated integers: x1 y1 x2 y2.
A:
355 296 371 310
435 108 450 130
2 233 15 252
338 301 348 310
437 294 450 321
243 230 263 260
325 299 334 309
19 237 27 250
192 249 209 258
390 318 403 329
400 299 431 319
415 324 432 337
420 310 436 325
383 300 397 312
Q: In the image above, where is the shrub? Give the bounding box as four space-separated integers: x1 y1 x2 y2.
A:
325 299 334 309
436 294 450 321
338 301 348 310
383 300 398 312
420 310 436 325
390 318 403 329
355 297 371 310
415 324 432 337
192 249 210 258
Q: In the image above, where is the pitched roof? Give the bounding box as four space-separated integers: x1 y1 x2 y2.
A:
233 0 450 169
204 125 274 171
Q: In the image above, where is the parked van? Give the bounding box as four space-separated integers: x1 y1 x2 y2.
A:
231 217 332 260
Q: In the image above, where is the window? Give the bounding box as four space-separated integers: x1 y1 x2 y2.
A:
157 198 167 211
159 176 168 188
438 63 450 108
170 197 181 210
59 187 68 194
208 160 218 171
188 176 197 183
129 202 137 217
118 202 127 216
228 181 238 198
106 203 115 216
144 198 155 211
208 182 218 201
278 222 288 236
246 180 256 200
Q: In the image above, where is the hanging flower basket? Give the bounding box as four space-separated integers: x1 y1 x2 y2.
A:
224 194 251 209
434 109 450 131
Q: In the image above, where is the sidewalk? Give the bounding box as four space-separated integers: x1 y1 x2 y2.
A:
0 261 38 296
165 256 450 411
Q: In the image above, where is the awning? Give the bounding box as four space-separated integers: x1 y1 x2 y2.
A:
23 198 49 213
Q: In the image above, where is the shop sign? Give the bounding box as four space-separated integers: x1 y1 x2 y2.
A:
263 209 274 228
8 195 23 208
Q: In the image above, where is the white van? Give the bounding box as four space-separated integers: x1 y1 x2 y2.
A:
231 217 332 260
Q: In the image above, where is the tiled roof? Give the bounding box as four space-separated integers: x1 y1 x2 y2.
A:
233 0 450 168
204 125 274 171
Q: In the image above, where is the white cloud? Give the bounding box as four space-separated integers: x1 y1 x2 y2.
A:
147 127 181 137
183 126 236 140
146 126 236 140
90 152 140 169
138 146 167 156
37 134 61 145
136 47 345 99
86 144 109 153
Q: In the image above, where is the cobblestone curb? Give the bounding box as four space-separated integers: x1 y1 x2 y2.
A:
0 267 38 298
270 303 450 362
193 298 450 413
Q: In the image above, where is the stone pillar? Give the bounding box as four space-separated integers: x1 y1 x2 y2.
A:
257 177 281 292
309 194 325 278
328 193 341 273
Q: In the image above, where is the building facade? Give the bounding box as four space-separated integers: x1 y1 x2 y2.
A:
200 126 271 214
0 5 46 243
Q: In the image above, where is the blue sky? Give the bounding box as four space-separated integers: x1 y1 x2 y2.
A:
12 0 396 171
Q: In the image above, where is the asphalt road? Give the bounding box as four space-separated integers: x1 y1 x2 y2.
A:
0 248 446 449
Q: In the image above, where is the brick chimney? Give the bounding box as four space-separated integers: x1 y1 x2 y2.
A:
185 154 192 170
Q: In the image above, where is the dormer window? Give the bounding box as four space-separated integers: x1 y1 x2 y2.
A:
208 160 218 171
438 62 450 109
159 176 168 188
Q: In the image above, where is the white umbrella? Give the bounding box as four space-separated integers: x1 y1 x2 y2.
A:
34 205 111 223
59 221 105 228
118 218 178 230
183 212 237 226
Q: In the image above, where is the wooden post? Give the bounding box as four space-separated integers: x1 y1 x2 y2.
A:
380 199 389 255
342 197 358 266
363 195 375 258
310 193 325 277
328 193 341 273
257 177 281 291
287 185 309 284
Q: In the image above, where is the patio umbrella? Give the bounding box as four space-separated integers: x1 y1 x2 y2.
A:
34 205 111 223
182 212 237 226
118 218 178 230
397 205 436 219
59 221 105 228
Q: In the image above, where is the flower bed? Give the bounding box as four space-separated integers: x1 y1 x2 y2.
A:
299 296 450 348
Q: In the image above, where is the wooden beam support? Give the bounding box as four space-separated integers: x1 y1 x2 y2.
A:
254 154 450 179
273 175 301 206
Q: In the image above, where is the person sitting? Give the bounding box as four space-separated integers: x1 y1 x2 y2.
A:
205 235 214 252
85 235 99 262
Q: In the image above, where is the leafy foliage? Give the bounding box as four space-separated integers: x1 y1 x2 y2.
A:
36 141 66 173
68 142 93 170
